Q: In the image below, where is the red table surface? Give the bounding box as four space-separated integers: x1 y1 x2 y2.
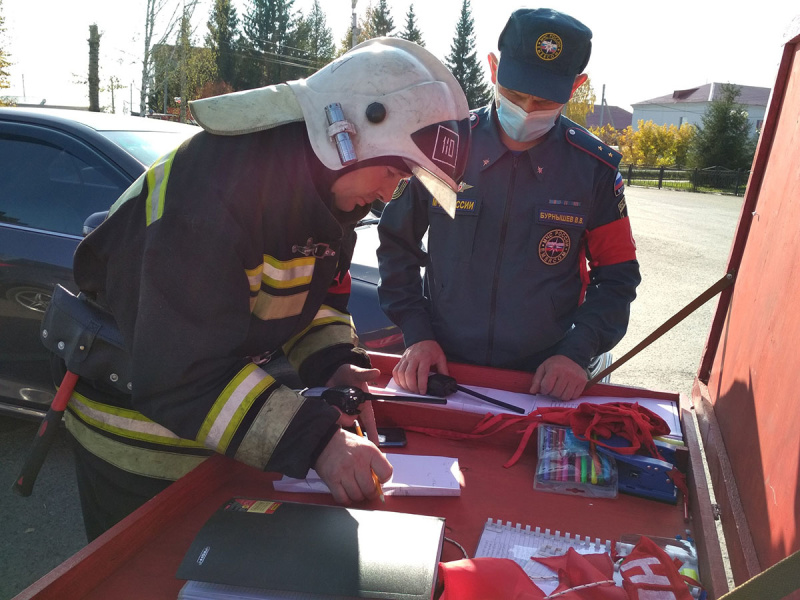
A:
15 354 690 600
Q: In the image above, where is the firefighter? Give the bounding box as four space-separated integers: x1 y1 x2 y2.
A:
56 37 470 541
377 9 641 401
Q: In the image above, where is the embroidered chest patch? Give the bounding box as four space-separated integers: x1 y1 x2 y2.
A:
537 209 585 227
539 229 571 265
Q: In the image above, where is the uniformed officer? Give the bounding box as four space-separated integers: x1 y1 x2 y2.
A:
377 8 641 401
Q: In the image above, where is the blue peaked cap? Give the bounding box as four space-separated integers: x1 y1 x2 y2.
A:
497 8 592 104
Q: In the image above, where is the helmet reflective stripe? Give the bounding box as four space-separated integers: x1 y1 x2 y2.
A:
145 149 178 226
197 363 275 453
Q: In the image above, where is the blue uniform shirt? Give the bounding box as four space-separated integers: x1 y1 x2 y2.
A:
377 104 641 371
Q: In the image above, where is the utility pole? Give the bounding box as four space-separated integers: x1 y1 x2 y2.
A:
351 0 358 49
599 84 605 128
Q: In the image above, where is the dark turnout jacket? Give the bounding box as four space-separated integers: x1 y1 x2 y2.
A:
65 122 370 481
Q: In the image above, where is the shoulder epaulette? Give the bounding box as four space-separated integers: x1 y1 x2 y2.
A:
562 118 622 170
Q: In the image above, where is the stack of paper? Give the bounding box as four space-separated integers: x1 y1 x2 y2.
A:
273 453 462 497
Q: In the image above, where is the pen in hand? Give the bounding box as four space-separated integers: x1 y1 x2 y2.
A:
354 420 385 503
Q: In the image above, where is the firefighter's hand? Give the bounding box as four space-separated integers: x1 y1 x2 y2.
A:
392 340 448 395
529 355 588 402
314 428 393 504
325 364 380 442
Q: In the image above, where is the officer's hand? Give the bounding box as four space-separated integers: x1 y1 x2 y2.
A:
326 364 380 442
392 340 448 395
529 355 588 402
314 428 393 505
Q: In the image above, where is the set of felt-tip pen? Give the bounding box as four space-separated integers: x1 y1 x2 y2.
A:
534 424 618 498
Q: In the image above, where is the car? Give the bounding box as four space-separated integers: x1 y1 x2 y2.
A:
0 107 403 420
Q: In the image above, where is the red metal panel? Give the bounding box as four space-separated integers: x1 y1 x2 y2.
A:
702 36 800 587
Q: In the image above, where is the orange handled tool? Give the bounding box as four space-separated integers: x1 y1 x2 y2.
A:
12 370 79 497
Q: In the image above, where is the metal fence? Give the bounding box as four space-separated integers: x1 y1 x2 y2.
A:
620 165 750 196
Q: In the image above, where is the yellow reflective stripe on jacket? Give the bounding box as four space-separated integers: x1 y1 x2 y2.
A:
262 255 315 289
283 305 357 367
65 412 208 481
252 290 309 320
145 149 178 226
245 264 263 294
67 391 205 448
233 385 304 468
197 363 275 453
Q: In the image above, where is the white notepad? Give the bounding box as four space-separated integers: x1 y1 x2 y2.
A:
474 518 615 595
273 453 462 497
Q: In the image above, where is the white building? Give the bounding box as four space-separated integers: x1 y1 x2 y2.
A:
630 83 770 134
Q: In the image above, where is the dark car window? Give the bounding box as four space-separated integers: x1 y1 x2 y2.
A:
0 131 129 236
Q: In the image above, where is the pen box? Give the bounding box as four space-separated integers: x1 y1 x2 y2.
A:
534 424 618 499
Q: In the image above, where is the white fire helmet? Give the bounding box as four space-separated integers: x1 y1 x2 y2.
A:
190 38 470 217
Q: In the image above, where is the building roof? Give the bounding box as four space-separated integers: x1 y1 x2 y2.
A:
584 104 632 130
632 83 771 107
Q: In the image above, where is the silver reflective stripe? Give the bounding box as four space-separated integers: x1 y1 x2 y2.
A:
70 394 182 441
65 412 208 480
202 365 273 452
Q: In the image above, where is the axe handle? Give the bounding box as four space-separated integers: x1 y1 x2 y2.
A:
12 370 79 497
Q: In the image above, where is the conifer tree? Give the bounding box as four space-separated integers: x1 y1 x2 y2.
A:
242 0 298 86
293 0 335 69
398 4 424 47
445 0 490 109
688 83 758 170
206 0 239 87
368 0 394 37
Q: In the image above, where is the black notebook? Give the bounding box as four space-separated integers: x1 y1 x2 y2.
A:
176 498 446 600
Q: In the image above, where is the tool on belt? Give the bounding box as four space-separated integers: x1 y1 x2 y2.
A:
426 373 526 414
13 284 130 497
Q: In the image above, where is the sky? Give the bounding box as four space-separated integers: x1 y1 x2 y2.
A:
3 0 799 114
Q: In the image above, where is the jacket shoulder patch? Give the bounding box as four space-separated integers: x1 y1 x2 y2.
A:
391 178 410 200
564 121 622 169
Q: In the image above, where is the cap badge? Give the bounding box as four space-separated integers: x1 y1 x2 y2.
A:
536 33 563 61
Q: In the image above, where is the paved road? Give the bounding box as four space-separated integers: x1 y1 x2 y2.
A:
0 186 743 599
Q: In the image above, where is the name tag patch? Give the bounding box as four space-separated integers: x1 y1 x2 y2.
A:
537 210 585 227
432 197 480 215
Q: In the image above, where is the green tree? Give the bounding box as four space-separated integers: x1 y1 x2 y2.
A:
206 0 239 86
564 78 595 126
242 0 298 86
1 0 13 105
367 0 394 37
398 4 424 46
688 83 757 169
445 0 491 109
293 0 335 69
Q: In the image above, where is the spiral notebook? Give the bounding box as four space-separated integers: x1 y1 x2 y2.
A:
474 519 614 595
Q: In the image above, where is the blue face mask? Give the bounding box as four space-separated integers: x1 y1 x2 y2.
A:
495 88 564 143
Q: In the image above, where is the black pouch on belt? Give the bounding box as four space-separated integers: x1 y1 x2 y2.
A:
40 284 132 394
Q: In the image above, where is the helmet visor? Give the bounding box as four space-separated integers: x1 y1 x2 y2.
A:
410 118 471 184
408 117 471 218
